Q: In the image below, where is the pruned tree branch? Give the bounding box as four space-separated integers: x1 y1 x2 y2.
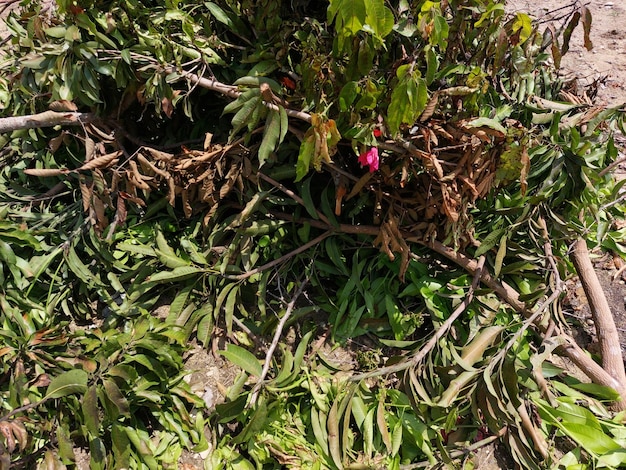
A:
265 209 626 408
570 238 626 410
0 110 93 133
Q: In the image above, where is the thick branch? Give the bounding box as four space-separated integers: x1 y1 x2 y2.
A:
570 238 626 409
429 237 626 407
0 110 93 133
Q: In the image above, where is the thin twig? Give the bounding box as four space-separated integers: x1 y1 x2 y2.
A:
257 171 332 226
598 152 626 177
399 427 508 469
224 231 331 281
0 399 45 423
249 276 310 406
350 256 486 382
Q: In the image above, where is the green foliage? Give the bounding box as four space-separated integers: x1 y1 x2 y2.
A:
1 0 625 468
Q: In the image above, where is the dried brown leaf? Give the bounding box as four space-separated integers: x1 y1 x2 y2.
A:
118 191 146 207
84 135 96 162
441 184 460 223
79 178 93 212
93 196 108 232
493 29 508 76
580 5 593 51
128 161 151 190
182 188 193 218
115 195 127 225
161 96 174 118
137 154 170 178
78 151 122 171
561 11 580 56
145 147 175 161
420 92 439 122
48 132 67 154
167 176 177 206
520 145 529 196
203 132 213 151
23 168 69 177
546 24 562 69
48 100 77 112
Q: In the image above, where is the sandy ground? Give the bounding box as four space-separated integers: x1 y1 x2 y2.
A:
507 0 626 107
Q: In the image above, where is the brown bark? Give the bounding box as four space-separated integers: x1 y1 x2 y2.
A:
570 238 626 410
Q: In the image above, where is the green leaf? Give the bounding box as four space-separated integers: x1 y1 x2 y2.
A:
301 176 319 219
295 134 316 182
223 88 259 115
329 0 367 35
339 82 360 111
148 266 205 283
156 230 189 268
258 110 281 167
466 117 506 134
387 72 428 135
223 283 239 336
45 369 89 399
364 0 394 38
115 242 157 257
233 76 282 94
475 228 506 256
561 423 622 455
82 385 100 436
220 344 262 377
513 12 532 45
111 424 132 467
231 96 262 136
65 246 100 287
89 437 106 470
103 378 131 417
168 283 194 321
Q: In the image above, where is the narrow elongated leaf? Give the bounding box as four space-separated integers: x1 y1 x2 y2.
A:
295 133 316 182
82 385 100 436
148 266 205 283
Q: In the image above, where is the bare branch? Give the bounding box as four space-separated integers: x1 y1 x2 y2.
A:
0 110 93 133
249 276 310 406
570 238 626 410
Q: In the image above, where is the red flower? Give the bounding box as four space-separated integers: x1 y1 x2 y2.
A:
358 147 379 173
373 128 382 138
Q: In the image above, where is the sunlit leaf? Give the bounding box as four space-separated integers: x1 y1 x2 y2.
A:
45 369 88 399
219 344 262 377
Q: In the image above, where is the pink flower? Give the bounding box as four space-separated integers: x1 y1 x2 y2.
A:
358 147 379 173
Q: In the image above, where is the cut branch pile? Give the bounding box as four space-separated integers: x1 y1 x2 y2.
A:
6 67 626 411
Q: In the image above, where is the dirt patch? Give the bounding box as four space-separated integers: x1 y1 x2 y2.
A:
506 0 626 107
